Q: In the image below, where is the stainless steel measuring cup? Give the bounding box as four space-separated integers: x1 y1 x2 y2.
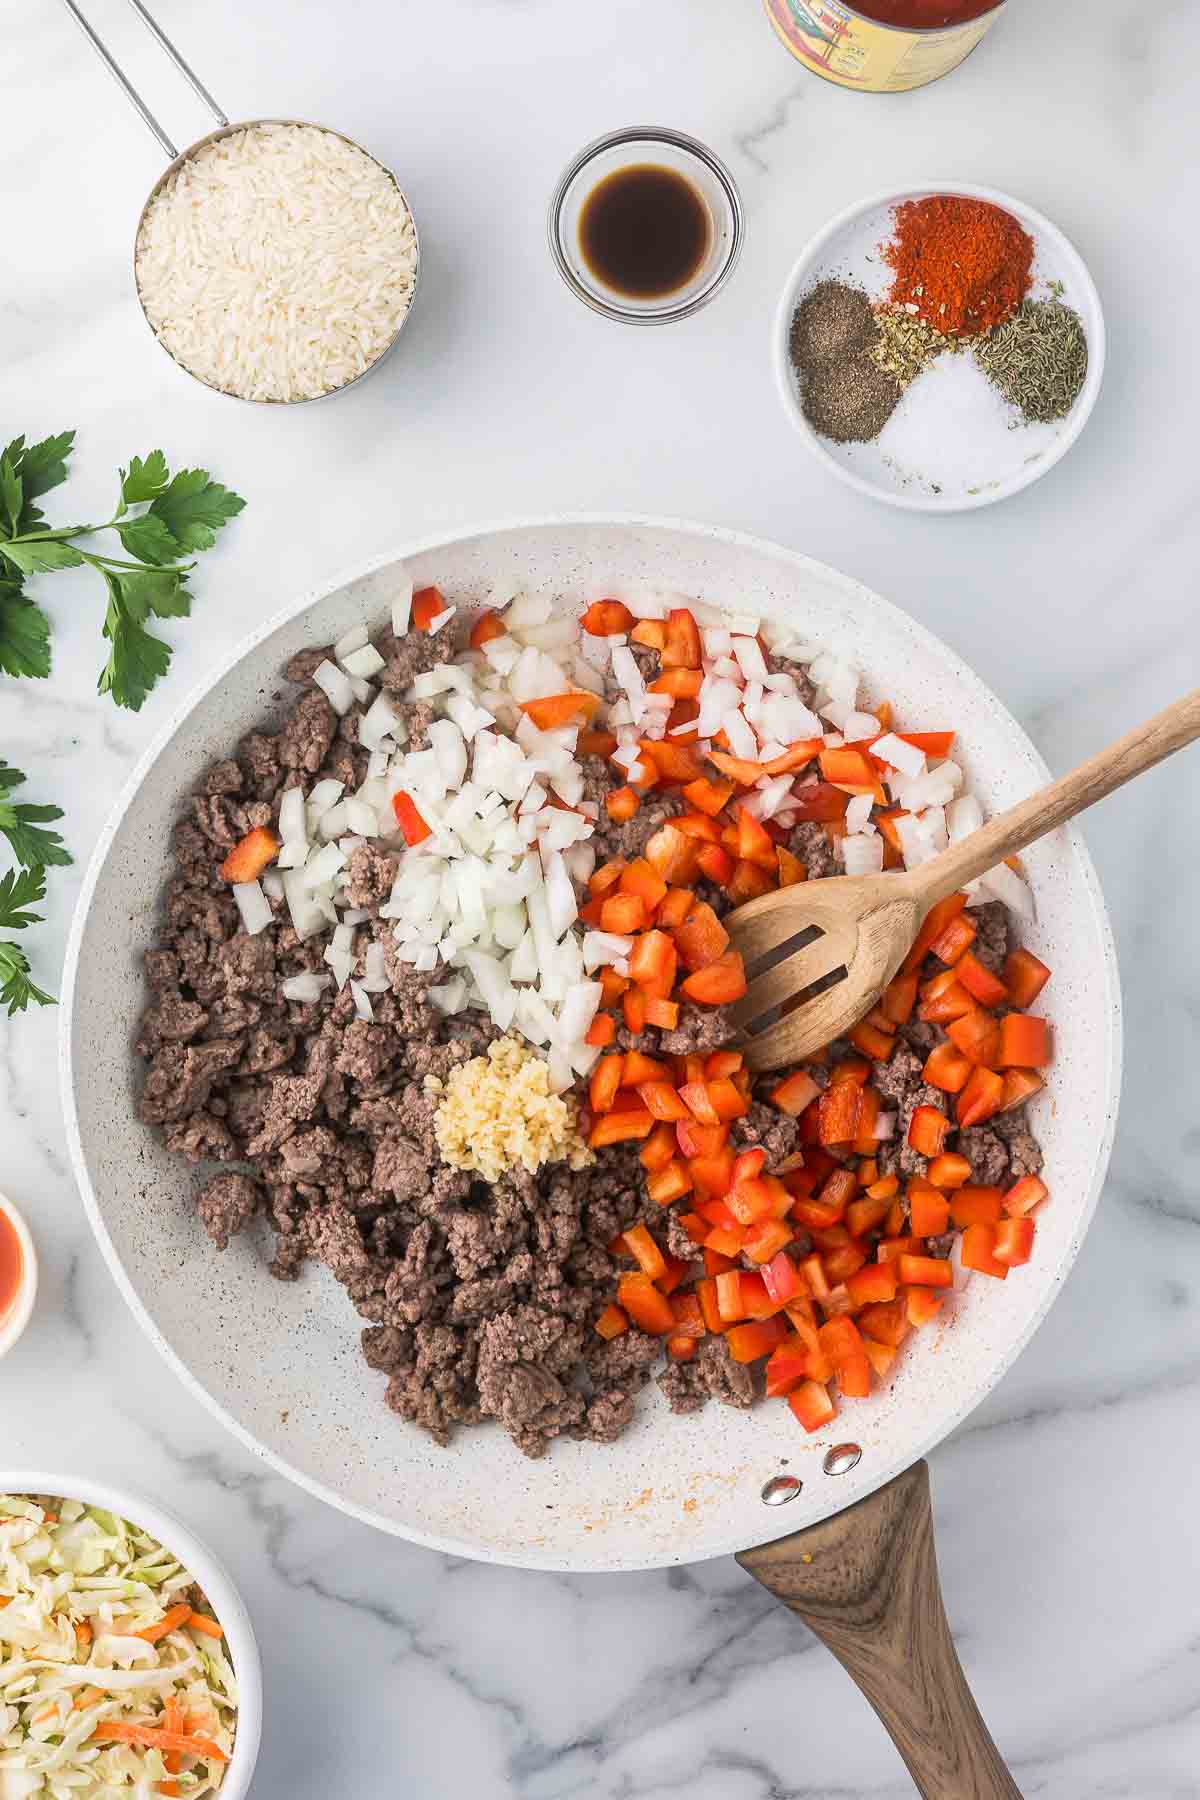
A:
61 0 421 403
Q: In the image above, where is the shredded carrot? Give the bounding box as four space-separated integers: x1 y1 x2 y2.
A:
32 1703 60 1727
163 1698 184 1776
134 1602 192 1643
159 1786 181 1798
90 1721 229 1764
75 1620 93 1647
185 1609 225 1639
73 1686 107 1712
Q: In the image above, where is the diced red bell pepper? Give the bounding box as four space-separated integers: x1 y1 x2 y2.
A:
689 1149 735 1200
742 1219 795 1265
696 1277 723 1334
676 1119 728 1159
668 1292 707 1339
623 988 647 1034
220 825 280 884
666 1334 696 1363
844 1194 891 1238
677 1081 721 1126
817 1315 865 1368
993 1216 1036 1267
644 997 680 1030
673 902 729 972
830 1057 872 1086
605 786 641 824
593 1303 628 1341
469 608 506 649
646 1160 693 1206
585 1013 616 1048
676 1211 710 1245
845 1263 898 1307
1000 1067 1044 1112
950 1186 1004 1228
623 1049 669 1085
897 1254 953 1288
726 859 775 904
589 1055 623 1115
630 931 677 997
907 1181 950 1237
715 1269 748 1323
955 951 1009 1008
908 1104 951 1158
789 781 849 823
580 599 633 635
997 1014 1052 1068
788 1380 836 1434
520 691 603 730
657 888 694 929
662 607 702 669
589 1109 655 1147
857 1297 910 1347
617 1273 675 1335
862 1337 897 1379
960 1221 1008 1278
692 843 733 886
1004 948 1051 1010
819 747 879 791
579 729 619 757
621 1223 667 1281
822 1241 868 1284
881 972 918 1025
927 912 977 967
649 667 704 700
773 845 805 887
800 1252 831 1304
946 1006 1002 1067
789 1196 841 1231
926 1152 972 1190
817 1081 862 1146
923 1041 972 1094
817 1167 858 1218
956 1066 1004 1128
918 970 975 1025
706 1049 744 1080
761 1251 803 1305
903 892 969 974
737 1272 784 1320
848 1021 895 1062
1004 1175 1048 1217
705 751 762 787
630 619 666 651
734 805 776 869
726 1316 789 1364
621 859 669 911
600 893 646 935
640 740 706 786
638 1082 691 1123
412 586 447 630
391 792 432 847
897 730 956 758
705 1077 748 1121
681 775 736 816
726 1177 777 1226
769 1070 820 1117
764 1335 811 1398
639 1121 677 1171
905 1285 944 1327
598 968 630 1006
680 950 747 1005
876 1235 923 1265
865 1173 899 1201
590 858 628 897
837 1353 873 1399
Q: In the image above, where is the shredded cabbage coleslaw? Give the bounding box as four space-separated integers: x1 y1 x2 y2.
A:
0 1495 237 1799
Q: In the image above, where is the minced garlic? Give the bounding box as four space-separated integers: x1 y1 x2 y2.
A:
427 1036 593 1183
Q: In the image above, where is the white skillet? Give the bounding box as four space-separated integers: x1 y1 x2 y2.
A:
61 516 1123 1795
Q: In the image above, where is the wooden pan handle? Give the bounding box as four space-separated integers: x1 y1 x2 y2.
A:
737 1462 1022 1799
913 687 1200 907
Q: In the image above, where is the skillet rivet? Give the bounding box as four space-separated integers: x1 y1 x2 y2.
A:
823 1443 862 1476
760 1475 803 1505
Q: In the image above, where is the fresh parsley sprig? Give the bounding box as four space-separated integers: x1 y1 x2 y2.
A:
0 766 70 1015
0 431 245 711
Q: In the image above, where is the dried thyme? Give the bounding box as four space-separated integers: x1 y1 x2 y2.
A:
973 298 1088 424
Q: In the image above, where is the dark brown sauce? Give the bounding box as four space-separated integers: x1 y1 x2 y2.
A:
0 1207 21 1322
579 164 711 300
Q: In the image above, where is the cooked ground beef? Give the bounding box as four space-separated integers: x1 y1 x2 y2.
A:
134 617 1045 1460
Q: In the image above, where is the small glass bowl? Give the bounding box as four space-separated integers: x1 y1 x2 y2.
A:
548 126 744 325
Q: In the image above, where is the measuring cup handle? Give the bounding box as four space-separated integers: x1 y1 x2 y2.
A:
59 0 228 162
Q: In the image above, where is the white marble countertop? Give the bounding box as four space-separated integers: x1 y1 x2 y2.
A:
4 1 1200 1794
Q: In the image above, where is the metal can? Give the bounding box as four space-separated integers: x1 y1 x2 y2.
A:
763 0 1006 93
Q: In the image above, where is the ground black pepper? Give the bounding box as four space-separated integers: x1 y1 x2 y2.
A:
789 280 901 444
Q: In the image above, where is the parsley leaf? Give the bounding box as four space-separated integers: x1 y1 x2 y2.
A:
0 582 50 679
0 538 85 576
0 763 71 869
97 572 173 711
14 431 75 502
0 454 22 537
149 468 245 554
120 450 169 505
115 512 185 567
0 864 46 933
0 939 55 1015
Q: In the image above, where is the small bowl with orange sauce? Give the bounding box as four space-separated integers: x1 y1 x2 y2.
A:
0 1191 37 1358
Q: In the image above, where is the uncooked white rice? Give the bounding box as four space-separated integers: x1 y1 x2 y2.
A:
135 122 418 402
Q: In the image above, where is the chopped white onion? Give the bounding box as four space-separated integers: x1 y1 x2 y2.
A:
233 879 272 936
392 576 414 637
281 971 328 1003
312 659 356 717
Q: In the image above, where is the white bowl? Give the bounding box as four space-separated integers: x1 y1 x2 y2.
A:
773 182 1106 513
0 1470 262 1796
61 516 1121 1572
0 1191 38 1358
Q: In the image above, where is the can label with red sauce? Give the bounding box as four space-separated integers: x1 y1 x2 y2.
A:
764 0 1006 93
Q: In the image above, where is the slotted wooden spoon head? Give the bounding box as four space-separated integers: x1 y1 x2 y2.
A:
726 873 921 1072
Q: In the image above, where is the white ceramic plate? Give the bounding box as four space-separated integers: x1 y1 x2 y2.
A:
773 183 1106 512
61 516 1121 1571
0 1470 261 1797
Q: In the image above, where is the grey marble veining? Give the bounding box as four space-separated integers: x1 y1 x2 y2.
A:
3 0 1200 1794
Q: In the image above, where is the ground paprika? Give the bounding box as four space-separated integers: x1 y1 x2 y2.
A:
883 196 1033 338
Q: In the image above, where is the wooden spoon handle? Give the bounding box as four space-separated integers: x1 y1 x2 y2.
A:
737 1462 1022 1799
912 688 1200 907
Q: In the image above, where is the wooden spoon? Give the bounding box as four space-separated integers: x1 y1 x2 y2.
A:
727 690 1200 1071
740 1461 1022 1799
